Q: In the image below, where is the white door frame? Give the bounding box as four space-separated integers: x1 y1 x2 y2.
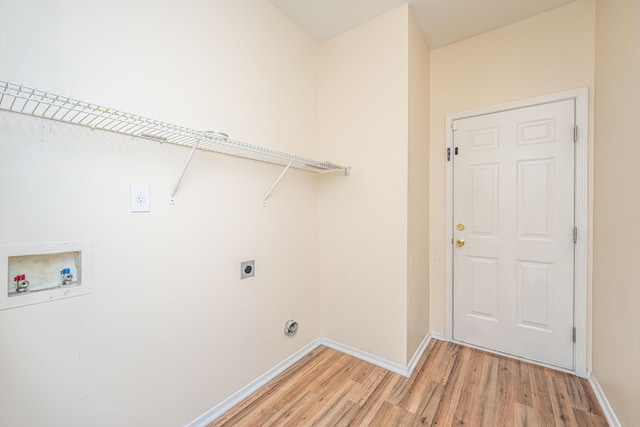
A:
444 88 589 377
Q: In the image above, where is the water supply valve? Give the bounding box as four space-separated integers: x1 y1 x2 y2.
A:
60 268 73 286
14 274 29 293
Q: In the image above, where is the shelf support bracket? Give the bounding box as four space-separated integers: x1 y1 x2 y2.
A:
170 139 201 204
263 160 294 207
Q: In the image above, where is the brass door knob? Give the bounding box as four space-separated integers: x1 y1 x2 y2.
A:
456 238 465 247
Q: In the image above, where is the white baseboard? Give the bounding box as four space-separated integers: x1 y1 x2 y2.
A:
321 333 433 378
186 338 322 427
406 333 435 376
187 333 435 426
430 332 445 341
588 374 622 427
319 337 408 376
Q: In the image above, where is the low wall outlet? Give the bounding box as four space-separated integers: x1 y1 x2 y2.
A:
131 185 151 212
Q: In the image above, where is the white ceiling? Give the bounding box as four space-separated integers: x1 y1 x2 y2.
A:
270 0 578 49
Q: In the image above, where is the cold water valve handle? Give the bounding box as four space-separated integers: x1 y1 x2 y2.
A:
60 268 73 286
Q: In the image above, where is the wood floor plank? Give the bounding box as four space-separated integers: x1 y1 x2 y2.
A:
348 372 401 427
209 340 607 427
514 401 545 426
211 346 342 426
430 343 473 425
292 379 358 427
348 365 390 407
265 390 316 427
564 375 607 418
305 352 354 392
413 341 460 424
494 357 516 426
578 376 608 418
528 363 558 426
451 346 486 425
516 357 534 407
573 407 609 427
395 339 449 413
372 400 419 426
548 372 581 426
388 341 435 405
473 354 500 425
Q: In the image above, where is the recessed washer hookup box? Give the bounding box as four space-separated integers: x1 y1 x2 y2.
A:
0 241 92 310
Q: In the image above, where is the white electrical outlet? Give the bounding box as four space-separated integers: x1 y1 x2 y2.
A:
130 185 151 212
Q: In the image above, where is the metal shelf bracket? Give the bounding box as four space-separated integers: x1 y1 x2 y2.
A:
169 131 229 204
170 139 201 205
263 160 294 207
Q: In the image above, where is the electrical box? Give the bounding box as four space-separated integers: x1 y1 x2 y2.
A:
0 241 92 310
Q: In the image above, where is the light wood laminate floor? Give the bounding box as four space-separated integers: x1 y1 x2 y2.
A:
210 339 607 426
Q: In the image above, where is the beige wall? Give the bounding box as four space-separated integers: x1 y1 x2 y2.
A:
318 5 409 365
429 1 596 351
407 9 431 362
319 5 430 366
0 1 322 425
593 0 640 424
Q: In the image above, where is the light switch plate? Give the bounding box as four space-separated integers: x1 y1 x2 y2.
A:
131 185 150 212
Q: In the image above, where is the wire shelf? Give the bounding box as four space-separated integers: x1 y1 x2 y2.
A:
0 80 350 175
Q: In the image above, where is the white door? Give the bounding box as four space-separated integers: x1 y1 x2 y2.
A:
452 99 575 369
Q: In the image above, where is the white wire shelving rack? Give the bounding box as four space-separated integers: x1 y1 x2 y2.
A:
0 80 350 205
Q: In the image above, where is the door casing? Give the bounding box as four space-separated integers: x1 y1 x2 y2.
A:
444 88 589 377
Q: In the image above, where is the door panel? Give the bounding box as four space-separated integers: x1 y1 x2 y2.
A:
469 163 499 236
518 158 554 239
453 99 575 369
516 260 552 330
469 256 499 320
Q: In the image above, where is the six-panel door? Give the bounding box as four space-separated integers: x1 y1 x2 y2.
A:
452 99 576 369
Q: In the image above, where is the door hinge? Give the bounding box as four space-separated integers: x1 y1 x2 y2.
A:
452 121 458 131
574 125 578 142
573 226 578 243
572 327 577 343
447 147 451 161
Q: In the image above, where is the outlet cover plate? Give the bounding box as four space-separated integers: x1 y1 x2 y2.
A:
241 260 255 279
131 185 150 212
